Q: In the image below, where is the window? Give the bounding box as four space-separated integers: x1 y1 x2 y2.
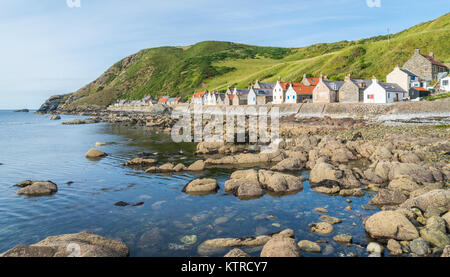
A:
293 95 296 99
287 96 289 99
443 80 449 86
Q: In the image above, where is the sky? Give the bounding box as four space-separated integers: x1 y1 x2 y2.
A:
0 0 448 109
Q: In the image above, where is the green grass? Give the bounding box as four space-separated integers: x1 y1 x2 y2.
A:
424 92 450 101
67 13 450 108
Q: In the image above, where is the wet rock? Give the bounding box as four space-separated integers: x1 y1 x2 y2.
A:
442 212 450 232
17 181 58 196
364 211 419 241
196 141 226 154
409 238 430 256
367 242 383 256
333 234 352 244
0 231 128 257
15 180 34 188
49 115 61 120
271 158 305 171
186 160 205 171
297 240 321 253
224 169 260 192
426 216 447 233
441 245 450 257
202 229 294 249
368 189 408 206
258 170 303 193
400 189 450 211
309 222 334 234
224 248 251 257
158 163 174 172
124 158 156 167
309 162 343 184
236 183 264 200
138 228 164 248
173 163 187 172
85 148 107 159
182 178 219 195
214 217 229 225
339 188 364 197
180 235 197 245
114 201 129 207
419 228 450 248
260 236 300 257
320 215 342 225
311 180 341 194
314 207 328 214
387 239 402 255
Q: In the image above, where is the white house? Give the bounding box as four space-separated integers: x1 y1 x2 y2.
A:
441 76 450 92
364 77 407 103
285 83 299 104
247 88 257 105
272 80 287 104
205 92 217 105
192 91 207 105
386 66 418 93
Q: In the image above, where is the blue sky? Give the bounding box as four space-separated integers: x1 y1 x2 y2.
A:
0 0 448 109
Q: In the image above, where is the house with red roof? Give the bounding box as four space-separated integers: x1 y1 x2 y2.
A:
409 86 430 100
191 91 207 105
158 96 169 104
403 49 448 82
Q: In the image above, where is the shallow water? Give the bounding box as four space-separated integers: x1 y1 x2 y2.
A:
0 110 381 257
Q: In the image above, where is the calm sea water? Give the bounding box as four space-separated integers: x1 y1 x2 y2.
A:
0 110 380 257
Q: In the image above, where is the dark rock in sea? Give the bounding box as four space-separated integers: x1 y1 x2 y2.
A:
114 201 130 207
50 115 61 120
14 109 29 113
132 202 144 207
67 181 74 185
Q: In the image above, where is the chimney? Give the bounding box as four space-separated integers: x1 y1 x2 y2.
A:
319 73 323 79
372 76 378 83
345 73 351 81
429 52 434 58
414 49 420 55
361 82 366 88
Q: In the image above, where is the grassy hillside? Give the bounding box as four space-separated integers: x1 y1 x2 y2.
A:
67 13 450 108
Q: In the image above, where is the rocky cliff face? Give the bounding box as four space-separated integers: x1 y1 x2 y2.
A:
37 93 72 114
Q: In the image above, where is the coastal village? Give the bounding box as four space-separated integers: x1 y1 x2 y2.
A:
113 49 449 108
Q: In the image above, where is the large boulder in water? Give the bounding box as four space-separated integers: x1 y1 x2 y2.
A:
17 181 58 196
260 236 300 257
0 231 129 257
85 148 107 159
182 178 219 195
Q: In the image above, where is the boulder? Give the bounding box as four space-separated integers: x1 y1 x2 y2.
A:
297 240 321 253
49 115 61 120
339 188 364 197
333 234 352 244
386 239 402 255
442 212 450 232
309 222 334 234
85 148 107 159
311 180 340 194
224 169 260 192
364 211 419 241
409 238 430 256
182 178 219 195
186 160 205 171
260 236 300 257
0 232 129 257
400 189 450 211
17 181 58 196
368 189 408 206
426 216 447 233
309 162 343 184
388 162 435 183
224 248 251 257
271 158 305 172
236 183 264 200
202 229 293 249
419 228 450 248
258 170 303 193
158 163 175 172
124 158 156 167
319 215 342 225
173 163 187 172
387 177 421 193
441 245 450 257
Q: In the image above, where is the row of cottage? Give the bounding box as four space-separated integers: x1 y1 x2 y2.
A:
191 49 448 105
115 49 448 107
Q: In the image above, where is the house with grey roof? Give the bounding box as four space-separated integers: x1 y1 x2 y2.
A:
339 74 371 103
312 75 344 103
364 76 407 103
386 66 419 94
402 49 448 82
253 80 275 90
